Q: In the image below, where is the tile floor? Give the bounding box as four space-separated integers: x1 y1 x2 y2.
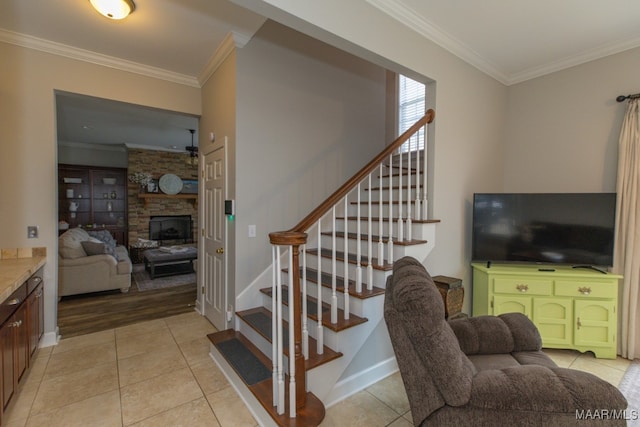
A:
3 311 633 427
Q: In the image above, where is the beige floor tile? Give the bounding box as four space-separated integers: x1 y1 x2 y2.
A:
44 341 116 380
116 328 177 359
205 386 257 427
543 348 581 367
118 344 188 387
30 361 119 415
576 352 632 372
25 389 121 427
190 358 230 395
21 354 49 386
53 329 115 355
366 372 410 415
569 356 627 386
163 311 206 327
128 397 220 427
3 416 27 427
115 318 169 339
34 346 53 359
402 410 413 424
387 416 414 427
167 317 217 345
178 337 213 366
320 391 400 427
120 367 203 425
4 380 40 424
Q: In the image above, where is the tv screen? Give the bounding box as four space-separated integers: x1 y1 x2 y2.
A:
471 193 616 267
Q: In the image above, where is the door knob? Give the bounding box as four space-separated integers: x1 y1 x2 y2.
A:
216 248 224 254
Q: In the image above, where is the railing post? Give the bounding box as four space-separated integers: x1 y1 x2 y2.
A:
269 231 308 413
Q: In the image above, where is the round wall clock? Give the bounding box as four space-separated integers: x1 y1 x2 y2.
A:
158 174 183 195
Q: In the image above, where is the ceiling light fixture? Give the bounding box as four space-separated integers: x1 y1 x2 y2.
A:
89 0 135 20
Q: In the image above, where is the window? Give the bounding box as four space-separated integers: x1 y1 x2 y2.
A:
398 75 426 152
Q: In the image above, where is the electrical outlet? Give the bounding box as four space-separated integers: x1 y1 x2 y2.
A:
248 224 256 238
27 226 39 239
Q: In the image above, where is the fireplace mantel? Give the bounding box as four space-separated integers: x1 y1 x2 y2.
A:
138 193 197 207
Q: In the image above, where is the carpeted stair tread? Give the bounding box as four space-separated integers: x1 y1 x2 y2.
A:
237 307 342 370
282 267 385 299
208 330 271 386
259 286 368 332
306 248 393 271
320 231 427 246
208 330 326 426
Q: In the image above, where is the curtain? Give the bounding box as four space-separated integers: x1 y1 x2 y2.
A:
615 98 640 359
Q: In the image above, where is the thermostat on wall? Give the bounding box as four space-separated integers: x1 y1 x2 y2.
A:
225 200 235 216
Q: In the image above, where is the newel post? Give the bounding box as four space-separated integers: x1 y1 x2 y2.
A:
269 230 307 412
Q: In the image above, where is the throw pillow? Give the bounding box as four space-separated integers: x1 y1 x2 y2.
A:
87 230 117 248
80 241 116 258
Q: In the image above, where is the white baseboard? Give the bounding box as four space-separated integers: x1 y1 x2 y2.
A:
324 356 398 408
40 328 61 348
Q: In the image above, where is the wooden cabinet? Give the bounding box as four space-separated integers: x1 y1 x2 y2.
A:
58 164 128 245
0 269 44 424
472 263 621 359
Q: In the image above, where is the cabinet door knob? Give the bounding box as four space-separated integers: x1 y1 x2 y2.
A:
578 286 591 295
576 317 582 330
516 284 529 292
7 298 20 306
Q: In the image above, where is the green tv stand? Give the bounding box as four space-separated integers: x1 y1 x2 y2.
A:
472 263 622 359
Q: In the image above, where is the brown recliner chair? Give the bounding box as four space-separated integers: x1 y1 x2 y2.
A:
384 256 627 426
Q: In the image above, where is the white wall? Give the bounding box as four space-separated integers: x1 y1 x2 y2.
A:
0 41 200 340
503 47 640 192
234 21 389 292
233 0 509 313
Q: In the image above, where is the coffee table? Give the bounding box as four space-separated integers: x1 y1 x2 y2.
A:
143 246 197 279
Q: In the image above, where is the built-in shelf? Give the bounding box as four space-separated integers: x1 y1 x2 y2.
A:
138 193 197 207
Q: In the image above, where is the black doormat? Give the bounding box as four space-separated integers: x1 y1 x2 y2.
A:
215 338 271 385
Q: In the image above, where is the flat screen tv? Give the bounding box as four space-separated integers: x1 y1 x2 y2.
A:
471 193 616 267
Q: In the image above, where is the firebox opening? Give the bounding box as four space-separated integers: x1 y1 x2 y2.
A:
149 215 193 245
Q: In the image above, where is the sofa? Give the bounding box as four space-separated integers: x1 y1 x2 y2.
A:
384 256 627 426
58 227 132 297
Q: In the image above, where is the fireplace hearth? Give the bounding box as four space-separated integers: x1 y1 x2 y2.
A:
149 215 193 244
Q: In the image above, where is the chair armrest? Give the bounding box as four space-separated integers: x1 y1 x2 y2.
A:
470 365 627 416
449 313 541 355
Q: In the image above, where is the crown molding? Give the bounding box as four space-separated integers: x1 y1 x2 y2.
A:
0 28 200 88
367 0 640 86
507 36 640 85
58 140 127 152
197 30 254 86
366 0 509 84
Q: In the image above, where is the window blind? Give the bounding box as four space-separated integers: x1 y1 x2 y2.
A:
398 75 425 152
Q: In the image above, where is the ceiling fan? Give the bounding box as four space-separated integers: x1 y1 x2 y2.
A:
185 129 198 166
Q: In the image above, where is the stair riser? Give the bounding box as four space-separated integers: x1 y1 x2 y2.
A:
298 254 391 278
236 317 290 375
364 188 421 201
263 280 369 317
347 203 418 219
375 173 420 186
320 234 423 255
334 219 429 236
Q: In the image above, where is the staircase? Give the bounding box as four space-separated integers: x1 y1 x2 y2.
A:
208 111 437 426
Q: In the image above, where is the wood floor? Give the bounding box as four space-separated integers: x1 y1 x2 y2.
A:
57 280 197 338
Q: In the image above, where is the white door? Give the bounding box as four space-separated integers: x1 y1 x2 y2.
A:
203 145 226 330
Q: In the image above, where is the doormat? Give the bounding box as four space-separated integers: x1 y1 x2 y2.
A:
132 265 195 292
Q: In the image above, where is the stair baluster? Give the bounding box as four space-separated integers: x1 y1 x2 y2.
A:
415 129 422 220
387 154 394 263
377 163 384 266
356 183 363 293
331 207 338 324
406 140 413 242
316 222 324 354
367 174 374 290
422 126 429 220
343 197 350 320
271 247 278 407
302 245 308 359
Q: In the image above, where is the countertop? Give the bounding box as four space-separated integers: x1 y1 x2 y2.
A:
0 256 46 304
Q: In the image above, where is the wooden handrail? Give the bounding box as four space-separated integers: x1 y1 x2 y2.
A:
289 109 434 235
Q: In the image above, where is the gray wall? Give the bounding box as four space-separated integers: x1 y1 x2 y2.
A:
234 21 388 292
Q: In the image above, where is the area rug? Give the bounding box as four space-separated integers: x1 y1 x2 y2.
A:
619 360 640 425
132 264 196 292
